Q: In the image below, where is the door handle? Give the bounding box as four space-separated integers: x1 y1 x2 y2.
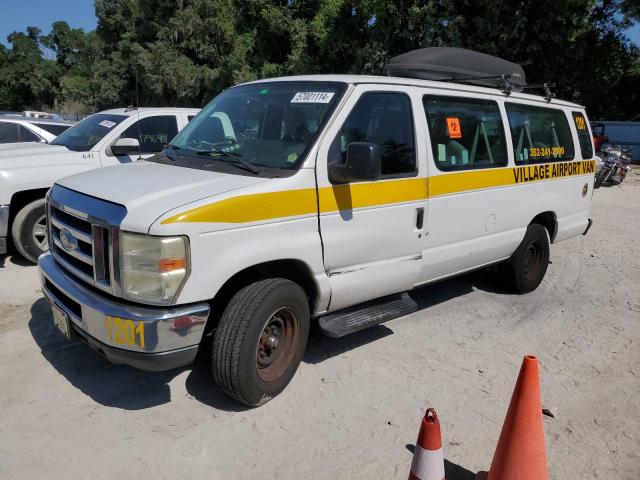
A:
415 208 424 230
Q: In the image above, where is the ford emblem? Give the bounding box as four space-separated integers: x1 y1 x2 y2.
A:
59 229 78 252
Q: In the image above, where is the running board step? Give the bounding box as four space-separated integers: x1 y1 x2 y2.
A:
318 293 418 338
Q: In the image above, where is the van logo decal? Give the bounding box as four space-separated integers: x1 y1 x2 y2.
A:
59 229 78 252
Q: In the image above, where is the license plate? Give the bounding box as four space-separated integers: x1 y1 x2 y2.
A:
51 304 71 340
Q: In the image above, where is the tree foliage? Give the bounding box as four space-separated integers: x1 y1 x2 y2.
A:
0 0 638 119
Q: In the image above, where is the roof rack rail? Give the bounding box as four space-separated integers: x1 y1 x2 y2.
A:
519 82 556 102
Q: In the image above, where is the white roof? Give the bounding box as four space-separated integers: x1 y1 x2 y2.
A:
99 107 201 117
241 74 584 109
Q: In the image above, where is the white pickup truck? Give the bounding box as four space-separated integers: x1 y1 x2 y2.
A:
0 107 199 262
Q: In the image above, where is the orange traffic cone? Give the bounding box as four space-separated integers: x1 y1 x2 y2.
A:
409 408 445 480
478 355 548 480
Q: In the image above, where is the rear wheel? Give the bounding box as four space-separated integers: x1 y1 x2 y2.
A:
502 224 550 294
212 278 310 406
11 198 48 263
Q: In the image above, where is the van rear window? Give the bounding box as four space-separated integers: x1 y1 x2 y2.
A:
572 112 593 159
423 96 507 171
505 104 574 164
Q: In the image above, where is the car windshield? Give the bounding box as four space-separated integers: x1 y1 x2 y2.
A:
169 81 346 171
50 114 126 152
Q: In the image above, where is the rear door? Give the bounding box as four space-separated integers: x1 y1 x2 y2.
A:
316 85 429 311
419 93 515 282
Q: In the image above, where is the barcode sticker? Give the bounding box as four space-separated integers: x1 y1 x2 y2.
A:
291 92 335 104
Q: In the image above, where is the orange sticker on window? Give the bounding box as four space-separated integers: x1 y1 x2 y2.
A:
575 115 586 130
446 117 462 139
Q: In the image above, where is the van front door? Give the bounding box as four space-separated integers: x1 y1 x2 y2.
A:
317 87 428 311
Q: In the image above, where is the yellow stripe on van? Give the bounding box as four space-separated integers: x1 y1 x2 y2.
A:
161 160 595 224
318 177 428 213
162 188 318 224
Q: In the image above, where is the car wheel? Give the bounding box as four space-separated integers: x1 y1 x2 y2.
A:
503 224 550 294
11 198 48 263
212 278 310 406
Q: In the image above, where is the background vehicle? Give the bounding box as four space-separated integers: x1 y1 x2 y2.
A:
591 122 609 152
0 115 75 144
595 144 631 187
22 111 66 121
0 107 199 262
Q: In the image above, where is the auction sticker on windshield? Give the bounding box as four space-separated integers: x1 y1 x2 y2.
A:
98 120 117 128
291 92 335 103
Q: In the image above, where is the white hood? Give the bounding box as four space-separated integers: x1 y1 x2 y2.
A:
0 143 74 170
57 160 268 232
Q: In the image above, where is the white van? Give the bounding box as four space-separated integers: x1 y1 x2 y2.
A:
38 51 595 406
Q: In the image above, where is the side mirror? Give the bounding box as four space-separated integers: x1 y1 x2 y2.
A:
110 137 140 156
329 142 382 184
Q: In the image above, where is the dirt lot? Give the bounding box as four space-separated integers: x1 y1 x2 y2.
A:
1 172 639 480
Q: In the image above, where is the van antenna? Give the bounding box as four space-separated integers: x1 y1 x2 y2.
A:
134 63 142 160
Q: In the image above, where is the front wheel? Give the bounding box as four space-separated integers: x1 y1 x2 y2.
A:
502 224 550 294
11 198 48 263
212 278 310 406
594 167 609 188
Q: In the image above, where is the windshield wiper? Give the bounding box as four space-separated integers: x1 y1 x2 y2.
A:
197 150 260 174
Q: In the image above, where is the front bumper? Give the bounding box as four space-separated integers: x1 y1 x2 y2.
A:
38 253 210 371
0 205 9 255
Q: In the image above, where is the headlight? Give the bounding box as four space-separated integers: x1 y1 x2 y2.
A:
120 232 190 305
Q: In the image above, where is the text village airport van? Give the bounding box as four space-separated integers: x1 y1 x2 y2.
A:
38 48 596 406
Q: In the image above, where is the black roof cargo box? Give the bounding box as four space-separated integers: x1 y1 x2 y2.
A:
386 47 526 91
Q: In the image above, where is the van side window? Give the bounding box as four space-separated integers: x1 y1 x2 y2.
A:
505 104 575 164
330 92 416 176
121 116 179 154
423 96 507 171
572 112 593 159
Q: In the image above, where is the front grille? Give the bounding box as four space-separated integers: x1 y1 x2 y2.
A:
47 185 127 297
45 278 82 318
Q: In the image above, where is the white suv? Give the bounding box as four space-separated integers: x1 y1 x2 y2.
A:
0 107 199 261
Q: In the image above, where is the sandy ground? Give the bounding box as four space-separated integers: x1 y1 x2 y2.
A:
1 171 639 480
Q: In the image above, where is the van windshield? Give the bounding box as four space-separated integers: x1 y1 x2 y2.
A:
169 81 346 172
50 114 126 152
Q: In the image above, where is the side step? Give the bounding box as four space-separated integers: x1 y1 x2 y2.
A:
318 293 418 338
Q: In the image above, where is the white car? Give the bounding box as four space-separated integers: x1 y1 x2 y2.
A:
0 115 75 144
0 107 200 261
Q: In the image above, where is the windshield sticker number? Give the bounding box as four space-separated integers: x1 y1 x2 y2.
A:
446 117 462 139
574 115 586 130
291 92 335 104
98 120 117 129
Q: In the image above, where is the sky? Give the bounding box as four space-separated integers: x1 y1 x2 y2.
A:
1 1 639 48
0 0 97 46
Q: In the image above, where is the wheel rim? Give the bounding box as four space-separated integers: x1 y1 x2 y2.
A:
256 307 299 382
522 240 544 282
32 214 48 250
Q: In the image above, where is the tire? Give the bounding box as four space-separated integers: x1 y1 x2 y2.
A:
11 198 48 263
502 224 550 294
212 278 310 406
594 168 608 188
